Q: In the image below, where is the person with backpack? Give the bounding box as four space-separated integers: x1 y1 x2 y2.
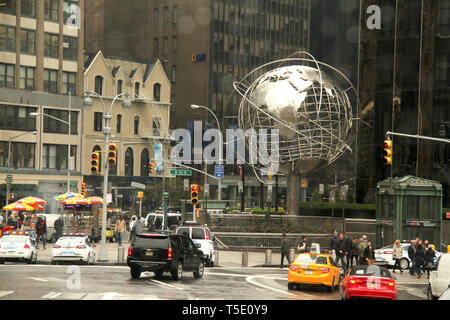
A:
358 235 368 265
425 244 436 279
414 241 425 279
350 238 360 268
35 217 47 249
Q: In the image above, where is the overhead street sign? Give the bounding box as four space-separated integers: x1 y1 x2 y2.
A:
170 169 192 176
131 181 146 190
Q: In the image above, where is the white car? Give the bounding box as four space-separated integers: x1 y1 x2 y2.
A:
51 233 96 265
375 243 441 270
428 253 450 300
176 223 215 267
0 232 37 264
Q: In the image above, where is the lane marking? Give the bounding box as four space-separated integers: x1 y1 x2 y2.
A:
41 292 62 299
0 291 14 298
101 292 119 300
149 279 185 291
26 277 48 282
245 274 297 297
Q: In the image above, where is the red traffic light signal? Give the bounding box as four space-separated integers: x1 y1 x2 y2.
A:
108 143 117 166
91 151 100 174
190 184 199 206
382 140 393 165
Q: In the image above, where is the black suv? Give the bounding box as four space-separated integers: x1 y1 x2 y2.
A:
127 232 205 280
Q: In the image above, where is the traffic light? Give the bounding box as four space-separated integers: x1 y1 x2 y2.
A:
383 139 393 165
108 143 117 166
190 184 199 206
148 162 155 175
91 151 100 174
81 183 86 196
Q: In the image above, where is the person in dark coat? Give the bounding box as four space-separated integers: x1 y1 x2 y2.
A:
280 233 291 268
54 216 64 242
364 241 375 266
408 240 417 276
425 244 436 279
414 241 425 279
335 233 347 273
350 238 360 268
328 231 339 260
35 217 47 249
344 233 353 266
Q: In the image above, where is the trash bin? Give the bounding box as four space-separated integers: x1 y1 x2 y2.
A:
242 251 248 267
265 249 272 264
215 251 219 266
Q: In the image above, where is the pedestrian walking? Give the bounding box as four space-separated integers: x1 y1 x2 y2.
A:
408 240 416 276
425 244 436 279
415 241 425 279
129 216 137 243
328 231 339 260
358 235 368 265
392 240 403 273
35 217 47 249
364 241 375 266
350 238 360 268
135 217 144 235
344 233 353 267
115 216 127 246
335 233 347 273
297 237 307 253
280 233 291 268
54 216 64 242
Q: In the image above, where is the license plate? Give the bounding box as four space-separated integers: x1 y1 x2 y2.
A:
8 251 16 254
367 282 378 289
305 270 313 275
61 251 74 255
145 250 153 256
375 256 383 260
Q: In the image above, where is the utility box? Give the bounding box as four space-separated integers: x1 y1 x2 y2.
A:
376 176 443 250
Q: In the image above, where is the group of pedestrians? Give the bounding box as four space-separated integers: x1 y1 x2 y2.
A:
407 237 436 279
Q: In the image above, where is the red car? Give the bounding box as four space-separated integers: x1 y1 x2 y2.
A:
0 223 14 238
340 265 397 300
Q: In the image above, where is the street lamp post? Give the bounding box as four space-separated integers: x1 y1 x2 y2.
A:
30 92 72 193
5 131 38 220
190 104 222 202
84 91 131 262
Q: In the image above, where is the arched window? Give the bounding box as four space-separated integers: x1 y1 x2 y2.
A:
134 116 139 135
124 147 134 176
153 83 161 101
140 148 149 177
135 82 140 98
94 75 103 95
116 114 122 133
117 79 123 95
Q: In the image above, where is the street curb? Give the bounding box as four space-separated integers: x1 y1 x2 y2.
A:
35 261 128 266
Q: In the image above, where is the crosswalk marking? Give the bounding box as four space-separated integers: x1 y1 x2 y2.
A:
26 277 48 282
41 292 60 299
0 291 14 298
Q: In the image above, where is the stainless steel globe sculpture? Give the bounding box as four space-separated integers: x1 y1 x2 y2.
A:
234 54 354 176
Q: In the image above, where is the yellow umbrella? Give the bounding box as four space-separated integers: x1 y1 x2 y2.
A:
17 196 46 205
86 196 104 205
3 202 36 211
60 197 89 205
55 192 84 201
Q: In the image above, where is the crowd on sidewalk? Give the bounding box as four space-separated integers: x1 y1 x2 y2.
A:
278 231 437 278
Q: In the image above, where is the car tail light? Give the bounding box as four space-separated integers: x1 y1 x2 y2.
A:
128 246 133 256
53 245 61 249
289 265 299 271
24 244 30 249
319 267 330 273
76 245 86 249
168 248 173 258
388 282 395 286
349 280 356 284
205 233 209 240
383 251 393 254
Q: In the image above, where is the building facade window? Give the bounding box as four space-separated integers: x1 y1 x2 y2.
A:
153 37 158 57
0 0 17 15
153 83 161 101
20 29 36 55
172 36 177 54
134 116 139 135
0 105 37 131
44 0 59 22
134 82 140 98
43 69 58 93
63 0 79 25
94 75 103 95
63 36 77 60
62 72 76 95
42 144 76 170
20 66 35 90
94 112 102 132
163 36 168 55
173 5 178 24
124 147 134 176
171 65 176 83
140 148 149 177
153 8 159 29
0 25 16 52
163 6 168 26
152 117 161 136
43 109 78 134
117 79 123 95
0 63 15 88
44 33 59 58
116 114 122 133
0 141 35 169
21 0 36 18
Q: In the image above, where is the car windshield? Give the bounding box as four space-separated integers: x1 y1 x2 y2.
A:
1 236 27 243
176 227 190 237
134 235 169 249
192 228 205 240
146 214 155 222
294 255 328 265
168 216 179 226
350 266 391 278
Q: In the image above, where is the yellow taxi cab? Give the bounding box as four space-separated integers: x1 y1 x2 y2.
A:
288 253 340 292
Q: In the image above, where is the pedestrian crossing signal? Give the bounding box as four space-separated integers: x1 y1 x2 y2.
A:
91 151 100 174
383 140 393 165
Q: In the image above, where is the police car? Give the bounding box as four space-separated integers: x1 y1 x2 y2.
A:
375 242 441 270
0 231 37 264
51 233 96 265
175 222 215 267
